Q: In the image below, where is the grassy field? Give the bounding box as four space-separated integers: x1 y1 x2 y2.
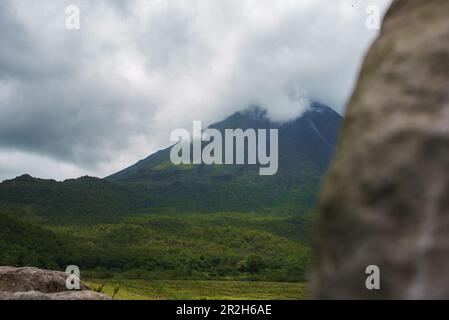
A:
87 279 308 300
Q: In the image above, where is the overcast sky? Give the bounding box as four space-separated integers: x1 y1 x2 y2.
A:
0 0 392 181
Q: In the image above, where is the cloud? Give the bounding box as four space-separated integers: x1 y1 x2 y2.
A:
0 0 392 181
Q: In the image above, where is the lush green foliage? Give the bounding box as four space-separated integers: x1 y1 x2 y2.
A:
0 214 75 269
0 105 340 296
0 212 311 282
53 213 312 282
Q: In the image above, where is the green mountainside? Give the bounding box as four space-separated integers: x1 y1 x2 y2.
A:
0 103 341 222
106 103 341 213
0 104 341 285
0 213 75 269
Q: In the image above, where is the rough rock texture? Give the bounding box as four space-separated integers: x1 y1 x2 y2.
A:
0 267 110 300
0 290 110 300
312 0 449 299
0 266 89 293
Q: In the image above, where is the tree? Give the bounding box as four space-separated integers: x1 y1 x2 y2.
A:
246 254 265 274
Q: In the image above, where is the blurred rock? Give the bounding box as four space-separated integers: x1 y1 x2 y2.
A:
312 0 449 299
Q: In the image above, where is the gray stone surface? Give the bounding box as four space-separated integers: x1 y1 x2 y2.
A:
312 0 449 299
0 290 111 300
0 266 89 293
0 267 110 300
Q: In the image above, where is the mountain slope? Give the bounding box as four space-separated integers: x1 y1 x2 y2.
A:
0 213 75 268
0 103 340 282
0 103 341 218
106 103 342 213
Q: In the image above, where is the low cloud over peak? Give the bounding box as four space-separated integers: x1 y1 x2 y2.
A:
0 0 392 181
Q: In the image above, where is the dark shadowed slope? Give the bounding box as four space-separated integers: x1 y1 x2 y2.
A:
105 103 342 213
0 103 341 219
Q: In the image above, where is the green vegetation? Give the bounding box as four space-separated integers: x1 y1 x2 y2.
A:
0 106 341 299
0 214 75 269
50 213 312 283
0 212 311 285
87 279 307 300
0 168 316 300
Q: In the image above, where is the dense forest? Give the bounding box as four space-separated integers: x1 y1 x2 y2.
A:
0 212 312 282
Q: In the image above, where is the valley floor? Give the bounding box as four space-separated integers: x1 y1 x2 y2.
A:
87 279 307 300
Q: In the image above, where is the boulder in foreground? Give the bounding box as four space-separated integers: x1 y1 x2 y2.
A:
312 0 449 299
0 266 110 300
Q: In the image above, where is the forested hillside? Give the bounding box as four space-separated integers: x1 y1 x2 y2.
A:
0 105 340 286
